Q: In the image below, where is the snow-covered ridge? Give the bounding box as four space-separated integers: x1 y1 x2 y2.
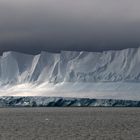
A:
0 96 140 107
1 47 140 85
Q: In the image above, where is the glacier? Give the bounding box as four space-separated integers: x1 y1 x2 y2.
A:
0 96 139 107
0 47 140 101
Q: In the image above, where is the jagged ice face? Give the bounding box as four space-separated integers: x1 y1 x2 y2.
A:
0 48 140 100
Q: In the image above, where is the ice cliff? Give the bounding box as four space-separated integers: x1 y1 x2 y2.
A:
1 47 140 84
0 96 140 107
0 48 140 100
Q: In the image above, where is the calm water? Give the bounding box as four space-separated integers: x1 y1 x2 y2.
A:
0 108 139 140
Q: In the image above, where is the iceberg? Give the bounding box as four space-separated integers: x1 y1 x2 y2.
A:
0 47 140 100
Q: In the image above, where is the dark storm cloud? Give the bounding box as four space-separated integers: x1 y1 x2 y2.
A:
0 0 140 54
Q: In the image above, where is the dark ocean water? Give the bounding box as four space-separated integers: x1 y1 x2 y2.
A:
0 107 139 140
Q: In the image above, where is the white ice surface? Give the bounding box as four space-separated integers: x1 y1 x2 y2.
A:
0 48 140 100
0 82 139 100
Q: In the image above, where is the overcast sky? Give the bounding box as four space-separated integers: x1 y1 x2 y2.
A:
0 0 140 54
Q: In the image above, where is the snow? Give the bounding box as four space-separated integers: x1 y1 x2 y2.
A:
0 48 140 100
61 47 140 82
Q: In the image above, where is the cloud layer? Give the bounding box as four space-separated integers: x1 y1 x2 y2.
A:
0 0 140 54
